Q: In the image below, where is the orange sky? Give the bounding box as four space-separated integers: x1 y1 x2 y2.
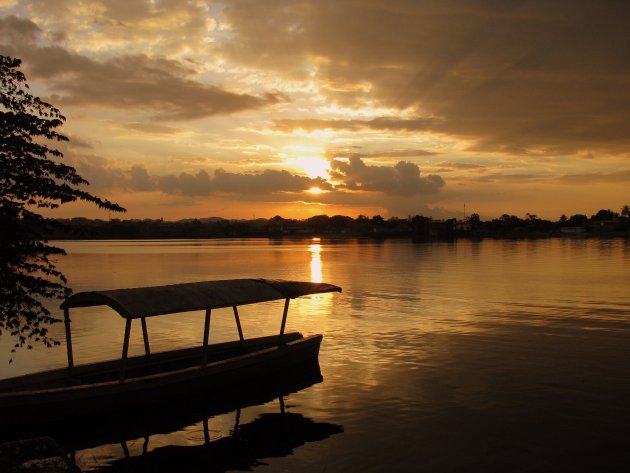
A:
2 1 630 220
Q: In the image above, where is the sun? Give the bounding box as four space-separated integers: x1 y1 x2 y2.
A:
307 186 324 195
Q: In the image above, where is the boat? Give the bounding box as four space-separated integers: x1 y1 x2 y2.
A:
7 358 326 450
0 278 341 427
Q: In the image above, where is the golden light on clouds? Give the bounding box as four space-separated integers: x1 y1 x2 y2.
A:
307 187 324 195
280 144 331 179
2 1 629 220
292 157 330 179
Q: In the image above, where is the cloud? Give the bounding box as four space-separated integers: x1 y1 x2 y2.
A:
121 122 185 135
476 173 548 183
326 146 440 162
6 2 630 155
43 49 284 120
464 169 630 185
212 169 331 195
434 162 487 173
273 117 441 133
0 16 285 120
4 1 214 56
0 14 39 43
63 153 126 191
64 152 445 203
557 170 630 185
128 164 155 191
221 0 630 154
330 156 444 195
155 168 332 197
66 156 332 198
356 149 439 159
327 147 439 163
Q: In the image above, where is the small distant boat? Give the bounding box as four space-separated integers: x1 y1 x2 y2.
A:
0 278 341 426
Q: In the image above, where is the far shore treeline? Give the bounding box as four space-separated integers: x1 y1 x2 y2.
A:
44 207 630 240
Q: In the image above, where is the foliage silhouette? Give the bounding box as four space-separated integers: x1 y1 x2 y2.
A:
592 209 618 221
0 55 124 358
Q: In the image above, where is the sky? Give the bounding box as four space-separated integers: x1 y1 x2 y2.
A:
2 0 630 221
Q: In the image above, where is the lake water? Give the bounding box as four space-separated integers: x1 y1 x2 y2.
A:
2 237 630 472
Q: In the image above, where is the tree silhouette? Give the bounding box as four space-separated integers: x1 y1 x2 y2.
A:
568 214 588 226
466 213 481 225
1 55 124 356
592 209 618 221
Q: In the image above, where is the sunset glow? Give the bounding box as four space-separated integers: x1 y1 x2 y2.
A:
1 2 628 220
288 155 331 179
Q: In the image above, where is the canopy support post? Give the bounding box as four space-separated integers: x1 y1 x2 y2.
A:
279 298 290 339
233 306 244 342
203 418 210 445
141 317 150 356
234 408 241 432
120 441 130 459
63 308 74 369
202 309 211 365
120 318 132 381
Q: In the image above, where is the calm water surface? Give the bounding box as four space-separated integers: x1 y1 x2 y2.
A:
2 238 630 472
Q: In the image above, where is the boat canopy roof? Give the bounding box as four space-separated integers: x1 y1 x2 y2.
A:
60 279 341 319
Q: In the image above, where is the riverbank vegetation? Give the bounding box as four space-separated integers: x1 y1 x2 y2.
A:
44 207 630 240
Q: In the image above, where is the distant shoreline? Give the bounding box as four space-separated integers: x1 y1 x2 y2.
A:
47 232 630 242
41 212 630 242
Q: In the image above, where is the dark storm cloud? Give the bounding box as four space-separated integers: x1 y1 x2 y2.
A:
330 156 444 195
0 16 285 120
223 0 630 154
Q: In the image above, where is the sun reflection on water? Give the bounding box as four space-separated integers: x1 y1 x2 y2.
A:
309 238 322 283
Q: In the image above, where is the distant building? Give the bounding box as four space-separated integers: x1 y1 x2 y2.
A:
454 221 471 232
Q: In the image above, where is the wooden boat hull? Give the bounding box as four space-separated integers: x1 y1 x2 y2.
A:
0 332 322 427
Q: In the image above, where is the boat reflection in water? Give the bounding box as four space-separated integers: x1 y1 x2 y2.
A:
96 404 343 472
66 361 343 472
